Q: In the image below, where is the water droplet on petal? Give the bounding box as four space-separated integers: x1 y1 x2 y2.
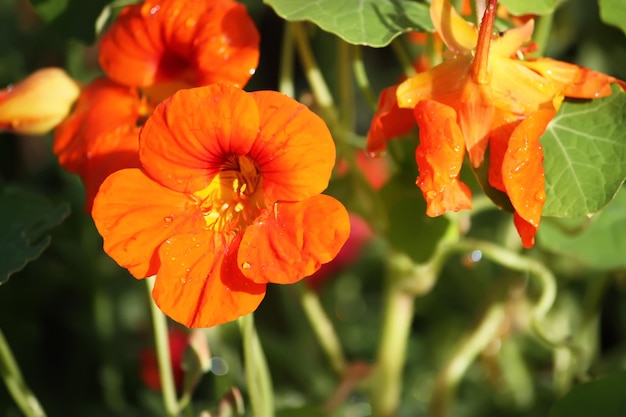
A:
164 216 173 223
150 5 160 14
180 277 187 284
534 191 546 202
241 262 251 270
426 190 437 200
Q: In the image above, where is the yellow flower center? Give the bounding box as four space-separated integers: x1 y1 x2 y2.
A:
192 154 265 234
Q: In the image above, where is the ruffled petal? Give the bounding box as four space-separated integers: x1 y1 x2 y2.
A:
430 0 477 54
99 0 259 93
458 79 495 167
502 109 555 248
140 84 260 193
520 58 626 99
248 90 335 202
413 100 472 216
488 111 523 192
54 78 142 175
152 233 266 328
366 85 415 154
238 195 351 285
92 168 205 278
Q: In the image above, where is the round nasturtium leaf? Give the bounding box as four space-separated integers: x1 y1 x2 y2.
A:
264 0 433 47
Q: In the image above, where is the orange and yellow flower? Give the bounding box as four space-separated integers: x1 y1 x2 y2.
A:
0 68 80 135
92 84 350 328
98 0 260 101
367 0 626 247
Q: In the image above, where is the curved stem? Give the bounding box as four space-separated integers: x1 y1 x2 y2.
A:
370 253 416 417
428 302 506 417
338 39 355 133
0 328 47 417
299 284 347 376
290 21 337 124
238 314 274 417
352 46 378 112
146 276 179 417
391 37 416 79
278 21 295 98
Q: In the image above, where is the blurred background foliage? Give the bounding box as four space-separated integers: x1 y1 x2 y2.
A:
1 0 626 416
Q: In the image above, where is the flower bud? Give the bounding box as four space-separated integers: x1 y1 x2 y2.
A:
0 68 80 135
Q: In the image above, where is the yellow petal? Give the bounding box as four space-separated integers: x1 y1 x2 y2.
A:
430 0 477 54
490 58 561 115
490 20 534 58
0 68 80 135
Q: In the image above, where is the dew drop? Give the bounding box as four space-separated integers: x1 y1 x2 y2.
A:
534 191 546 202
150 5 160 14
180 277 187 284
249 68 256 75
164 216 173 223
241 262 251 269
426 190 437 199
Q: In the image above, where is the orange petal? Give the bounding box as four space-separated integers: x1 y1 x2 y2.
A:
520 58 626 99
152 233 266 328
92 168 205 278
139 84 260 193
413 100 472 216
502 109 555 248
54 78 142 175
366 85 415 153
98 0 259 94
430 0 477 54
514 212 538 249
238 195 351 285
458 79 495 167
0 68 80 135
248 90 335 202
82 126 141 212
488 111 523 192
396 57 471 109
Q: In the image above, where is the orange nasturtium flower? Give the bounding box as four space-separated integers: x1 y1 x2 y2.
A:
367 0 626 248
0 68 80 135
98 0 260 101
92 84 351 328
54 78 152 210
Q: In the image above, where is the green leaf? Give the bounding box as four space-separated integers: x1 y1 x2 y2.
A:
29 0 110 44
499 0 560 15
599 0 626 35
541 85 626 217
549 371 626 417
264 0 433 47
0 186 70 284
538 187 626 270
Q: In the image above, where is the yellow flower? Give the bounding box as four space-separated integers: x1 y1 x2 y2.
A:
0 68 80 135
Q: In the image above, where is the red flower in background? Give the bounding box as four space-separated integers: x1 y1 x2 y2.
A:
92 84 350 328
99 0 260 102
141 327 188 392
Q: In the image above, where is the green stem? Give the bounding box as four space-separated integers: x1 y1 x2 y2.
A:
0 328 47 417
238 314 274 417
370 254 417 417
298 284 347 376
390 37 416 79
428 302 506 417
338 39 355 133
290 21 337 124
278 21 295 98
532 13 554 57
352 46 378 112
146 276 179 417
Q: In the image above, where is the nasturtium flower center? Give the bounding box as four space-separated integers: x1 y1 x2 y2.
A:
193 154 264 233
